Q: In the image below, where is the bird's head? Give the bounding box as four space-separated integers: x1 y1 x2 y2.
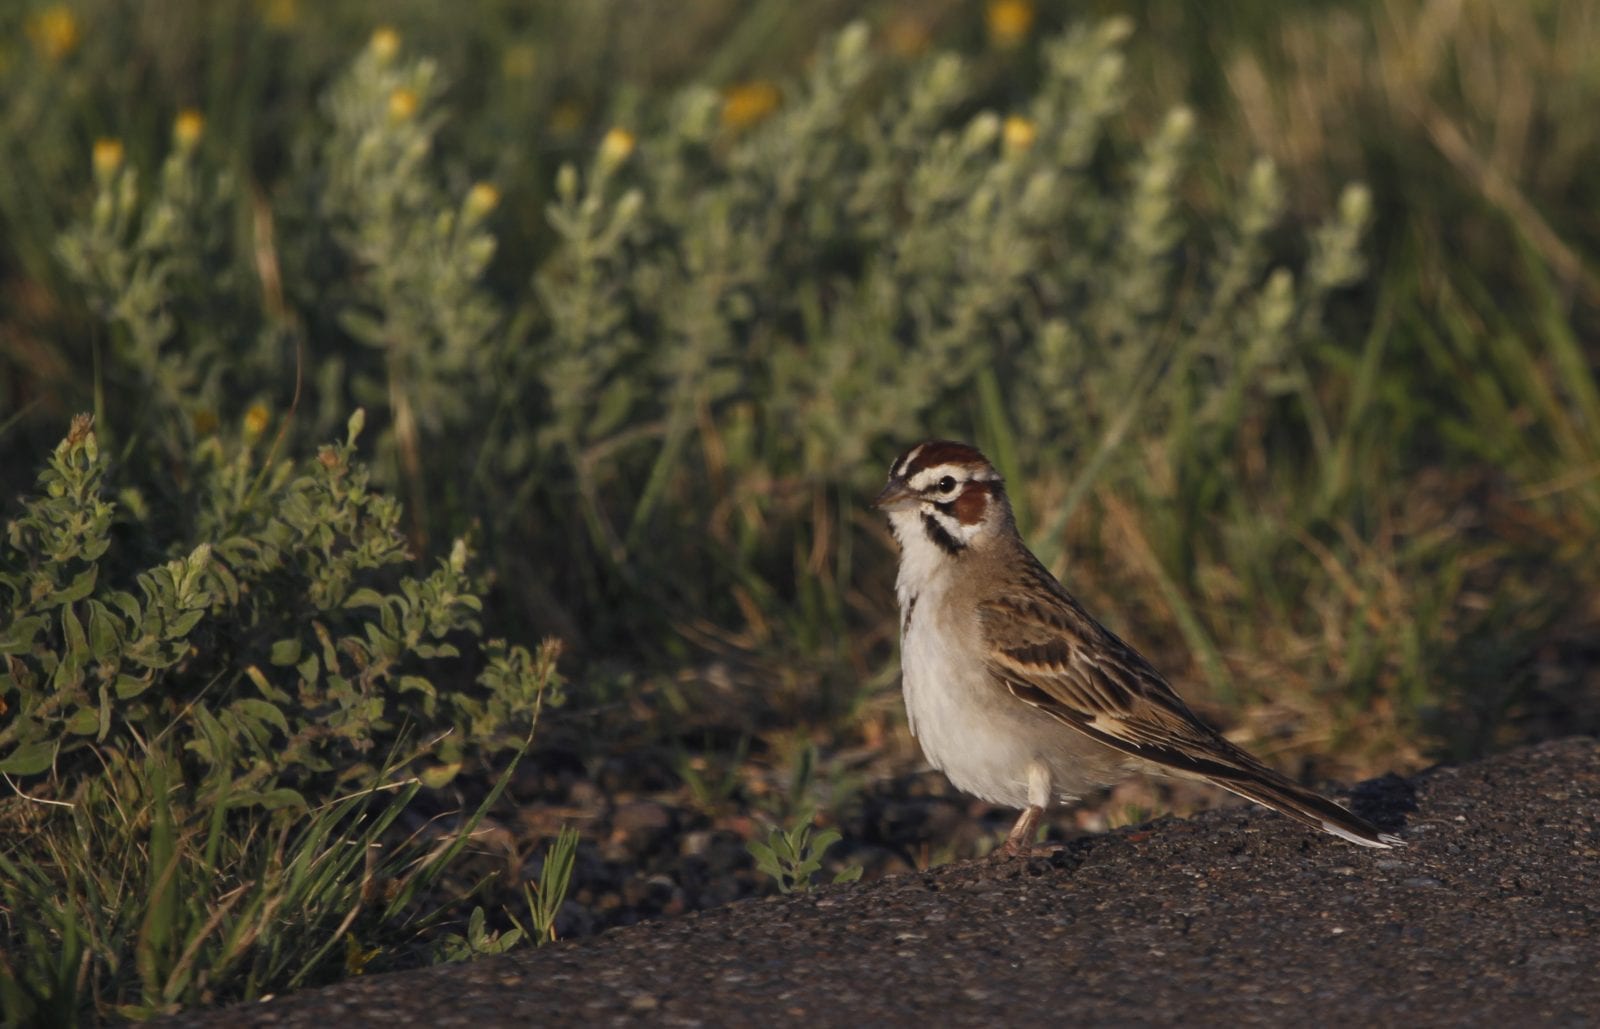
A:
874 440 1014 555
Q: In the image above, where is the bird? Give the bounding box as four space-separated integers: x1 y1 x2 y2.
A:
873 439 1400 855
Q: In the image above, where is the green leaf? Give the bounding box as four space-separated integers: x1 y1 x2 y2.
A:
66 707 100 735
87 600 121 659
96 683 113 741
208 561 241 606
107 589 142 623
0 740 55 775
114 673 151 699
398 674 436 697
60 604 87 655
189 706 230 765
337 308 388 346
168 608 205 638
246 665 291 703
51 635 86 693
0 616 45 654
344 588 387 610
269 638 302 666
229 788 308 812
231 698 290 735
591 380 635 438
420 762 461 788
50 565 98 606
745 839 783 881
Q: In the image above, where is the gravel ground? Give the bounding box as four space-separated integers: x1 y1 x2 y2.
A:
173 736 1600 1027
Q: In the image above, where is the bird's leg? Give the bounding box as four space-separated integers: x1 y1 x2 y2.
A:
998 805 1044 857
996 760 1054 858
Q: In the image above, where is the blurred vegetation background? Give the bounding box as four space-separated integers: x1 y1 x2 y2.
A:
3 0 1600 1019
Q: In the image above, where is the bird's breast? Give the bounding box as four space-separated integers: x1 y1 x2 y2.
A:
896 580 1124 810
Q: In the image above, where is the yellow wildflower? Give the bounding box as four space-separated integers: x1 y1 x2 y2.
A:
502 43 536 80
27 6 80 62
243 403 270 440
388 87 419 123
259 0 298 29
92 139 124 183
597 127 635 171
174 109 205 151
721 81 781 131
370 26 401 63
464 182 500 222
1002 115 1037 156
986 0 1034 48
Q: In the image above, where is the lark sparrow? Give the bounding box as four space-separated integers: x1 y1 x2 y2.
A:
875 439 1400 854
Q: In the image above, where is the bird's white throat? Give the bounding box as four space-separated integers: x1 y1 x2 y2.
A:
887 505 955 614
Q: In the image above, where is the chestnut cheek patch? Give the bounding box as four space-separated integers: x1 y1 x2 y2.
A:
952 483 989 525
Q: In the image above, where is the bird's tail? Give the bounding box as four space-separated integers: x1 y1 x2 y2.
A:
1212 768 1402 849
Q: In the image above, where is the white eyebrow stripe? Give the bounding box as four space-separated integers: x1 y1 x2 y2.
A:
908 464 962 491
893 444 925 480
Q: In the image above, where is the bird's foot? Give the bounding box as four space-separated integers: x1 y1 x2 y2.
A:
994 804 1047 858
993 839 1065 860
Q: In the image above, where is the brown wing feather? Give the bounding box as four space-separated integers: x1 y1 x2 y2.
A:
982 550 1331 788
979 551 1240 769
980 549 1397 847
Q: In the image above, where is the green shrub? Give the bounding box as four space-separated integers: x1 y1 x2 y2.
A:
0 410 563 1020
1 412 562 796
0 745 503 1022
747 809 861 895
14 14 1370 627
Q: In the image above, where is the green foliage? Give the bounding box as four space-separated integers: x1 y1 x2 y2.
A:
10 14 1377 649
0 739 519 1022
53 123 252 443
432 823 578 960
0 416 211 778
0 410 562 1020
747 809 861 895
0 412 563 797
525 825 580 945
5 9 1390 749
432 906 527 964
313 38 505 464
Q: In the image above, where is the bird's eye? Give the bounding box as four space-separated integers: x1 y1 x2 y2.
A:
936 475 957 494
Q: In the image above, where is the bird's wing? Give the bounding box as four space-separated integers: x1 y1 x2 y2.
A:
977 551 1399 848
977 551 1278 784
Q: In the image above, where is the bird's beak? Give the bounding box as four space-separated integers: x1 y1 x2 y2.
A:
873 479 918 512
